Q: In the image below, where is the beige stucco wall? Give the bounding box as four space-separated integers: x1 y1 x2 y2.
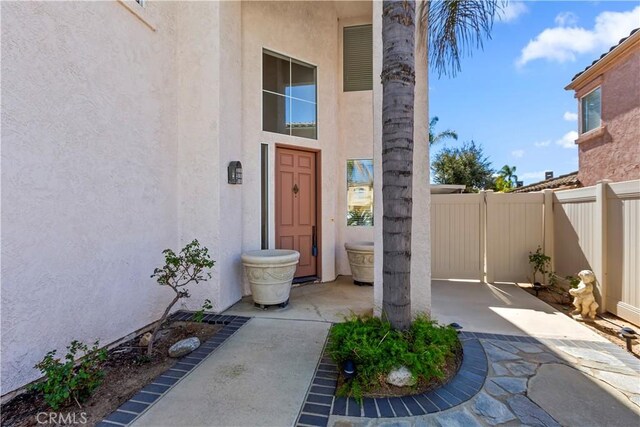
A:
1 0 428 395
336 17 375 276
1 0 245 395
240 1 341 287
576 48 640 186
1 0 182 394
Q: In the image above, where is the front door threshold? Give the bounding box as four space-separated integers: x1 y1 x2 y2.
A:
292 276 319 285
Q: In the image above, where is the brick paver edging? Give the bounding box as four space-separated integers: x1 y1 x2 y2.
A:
296 333 488 427
98 311 250 427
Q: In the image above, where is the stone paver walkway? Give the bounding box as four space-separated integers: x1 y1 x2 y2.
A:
324 334 639 427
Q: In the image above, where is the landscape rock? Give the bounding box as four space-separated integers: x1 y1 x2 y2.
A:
473 392 516 425
386 366 416 387
139 332 153 347
168 337 201 358
507 395 560 427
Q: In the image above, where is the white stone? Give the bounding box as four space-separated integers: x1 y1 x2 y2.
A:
139 332 153 347
241 250 300 306
168 337 201 358
386 366 416 387
569 270 598 320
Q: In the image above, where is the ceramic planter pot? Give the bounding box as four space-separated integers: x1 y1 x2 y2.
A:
241 249 300 308
344 241 374 285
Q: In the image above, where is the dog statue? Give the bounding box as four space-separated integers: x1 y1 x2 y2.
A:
569 270 599 320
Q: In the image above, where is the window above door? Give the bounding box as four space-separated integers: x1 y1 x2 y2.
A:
263 50 317 140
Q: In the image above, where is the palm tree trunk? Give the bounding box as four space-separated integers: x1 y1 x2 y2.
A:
381 0 415 331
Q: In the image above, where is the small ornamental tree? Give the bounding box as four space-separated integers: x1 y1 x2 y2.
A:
148 239 214 355
528 246 551 285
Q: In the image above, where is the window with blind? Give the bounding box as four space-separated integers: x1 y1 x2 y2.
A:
343 25 373 92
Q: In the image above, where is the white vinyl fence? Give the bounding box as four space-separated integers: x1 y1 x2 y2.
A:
431 179 640 325
554 180 640 325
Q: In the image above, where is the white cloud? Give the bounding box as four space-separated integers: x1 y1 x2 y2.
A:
563 111 578 121
534 140 551 147
511 149 525 158
517 5 640 66
498 2 528 23
555 12 579 27
521 171 546 180
556 131 579 148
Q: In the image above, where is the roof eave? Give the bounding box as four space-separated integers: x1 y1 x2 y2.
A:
565 29 640 91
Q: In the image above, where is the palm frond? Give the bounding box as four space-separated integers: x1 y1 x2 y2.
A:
418 0 503 78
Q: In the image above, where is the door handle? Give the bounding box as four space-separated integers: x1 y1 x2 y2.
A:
293 184 299 195
312 226 318 257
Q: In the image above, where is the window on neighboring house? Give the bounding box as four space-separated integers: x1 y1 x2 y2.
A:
581 87 601 134
347 159 374 226
263 50 317 139
343 25 373 92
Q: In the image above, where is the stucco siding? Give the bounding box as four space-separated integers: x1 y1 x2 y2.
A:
577 49 640 186
1 1 180 394
241 1 340 288
336 17 374 277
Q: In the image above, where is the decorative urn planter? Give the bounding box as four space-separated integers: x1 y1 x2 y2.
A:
344 241 374 285
241 249 300 309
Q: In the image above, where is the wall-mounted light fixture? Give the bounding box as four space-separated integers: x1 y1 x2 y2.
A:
228 161 243 184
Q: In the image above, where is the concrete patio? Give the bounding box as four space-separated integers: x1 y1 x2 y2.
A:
110 276 639 427
225 276 613 341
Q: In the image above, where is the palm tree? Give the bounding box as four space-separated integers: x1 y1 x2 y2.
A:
499 164 518 186
381 0 416 331
429 116 458 145
381 0 500 330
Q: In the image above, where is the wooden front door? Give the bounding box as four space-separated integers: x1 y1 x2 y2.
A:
276 147 318 278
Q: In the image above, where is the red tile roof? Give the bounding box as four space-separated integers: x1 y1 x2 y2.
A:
510 171 580 193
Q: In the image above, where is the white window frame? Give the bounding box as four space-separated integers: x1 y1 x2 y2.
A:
262 49 318 140
579 86 602 135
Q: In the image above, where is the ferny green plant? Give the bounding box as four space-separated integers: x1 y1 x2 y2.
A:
328 315 459 401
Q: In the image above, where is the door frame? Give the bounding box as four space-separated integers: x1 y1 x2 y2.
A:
275 143 322 281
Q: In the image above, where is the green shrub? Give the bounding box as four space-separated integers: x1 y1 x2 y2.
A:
30 340 108 410
192 298 213 323
327 315 459 400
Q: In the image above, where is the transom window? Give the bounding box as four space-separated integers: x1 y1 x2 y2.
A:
581 87 601 134
262 50 317 139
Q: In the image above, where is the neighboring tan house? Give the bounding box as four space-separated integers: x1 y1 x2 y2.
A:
1 1 431 395
565 28 640 187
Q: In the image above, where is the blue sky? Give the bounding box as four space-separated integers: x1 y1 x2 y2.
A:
429 0 640 184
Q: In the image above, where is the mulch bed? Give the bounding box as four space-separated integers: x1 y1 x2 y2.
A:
336 344 463 399
1 321 222 427
522 284 640 359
